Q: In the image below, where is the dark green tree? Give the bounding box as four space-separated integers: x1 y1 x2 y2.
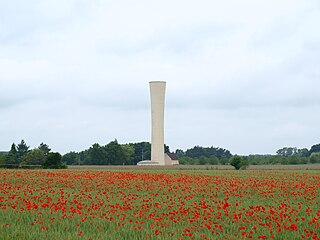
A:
104 139 125 165
17 140 30 162
88 143 107 165
121 144 135 165
0 153 5 164
288 156 299 164
309 144 320 155
131 142 151 164
219 157 229 165
297 148 309 157
280 157 289 165
42 152 66 169
177 156 193 165
198 156 208 165
5 143 18 164
241 156 249 169
9 143 17 155
79 149 90 165
230 155 248 170
209 156 219 165
21 149 46 165
299 157 309 164
185 145 232 159
230 155 242 170
175 149 185 158
62 151 80 165
276 147 309 157
310 153 320 164
164 144 170 153
276 147 295 157
185 146 205 158
38 142 51 156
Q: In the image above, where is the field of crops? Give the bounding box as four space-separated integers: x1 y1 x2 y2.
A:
0 169 319 239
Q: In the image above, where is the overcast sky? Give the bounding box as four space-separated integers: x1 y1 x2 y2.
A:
1 0 320 155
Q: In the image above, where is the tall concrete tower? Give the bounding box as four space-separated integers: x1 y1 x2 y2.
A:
150 81 166 165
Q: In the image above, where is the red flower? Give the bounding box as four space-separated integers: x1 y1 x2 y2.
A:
290 224 298 231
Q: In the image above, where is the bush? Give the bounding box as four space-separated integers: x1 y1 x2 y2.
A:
240 157 249 169
0 164 42 169
230 155 241 170
0 164 20 169
42 152 67 169
230 155 249 170
19 165 42 169
310 153 320 164
288 156 299 165
219 157 229 165
0 154 5 164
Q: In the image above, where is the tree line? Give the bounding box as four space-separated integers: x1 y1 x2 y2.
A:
247 145 320 165
175 144 320 166
62 140 170 165
62 143 232 166
1 140 320 168
174 146 232 165
0 140 65 169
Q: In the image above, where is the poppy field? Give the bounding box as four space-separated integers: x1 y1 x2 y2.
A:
0 169 319 239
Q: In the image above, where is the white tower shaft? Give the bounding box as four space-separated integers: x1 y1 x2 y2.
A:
150 81 166 165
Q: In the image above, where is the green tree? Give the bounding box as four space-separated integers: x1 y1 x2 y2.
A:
175 149 185 158
230 155 248 170
80 150 91 165
5 143 19 164
269 155 283 165
17 140 30 162
209 156 218 165
299 157 308 164
198 156 208 165
38 142 51 156
241 156 249 169
297 148 309 157
88 143 107 165
62 151 80 165
164 144 170 153
21 149 46 165
219 157 229 165
276 147 295 157
288 156 299 165
0 153 5 164
280 157 289 165
230 155 241 170
277 147 310 157
309 144 320 155
9 143 17 155
121 144 135 165
310 153 320 164
185 145 232 159
104 139 125 165
178 156 193 165
42 152 66 169
131 142 151 164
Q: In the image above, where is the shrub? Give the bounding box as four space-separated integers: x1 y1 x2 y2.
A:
230 155 249 170
310 153 320 164
230 155 242 170
0 164 19 169
42 152 67 169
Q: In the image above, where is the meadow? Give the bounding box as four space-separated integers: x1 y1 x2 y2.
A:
0 169 319 239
